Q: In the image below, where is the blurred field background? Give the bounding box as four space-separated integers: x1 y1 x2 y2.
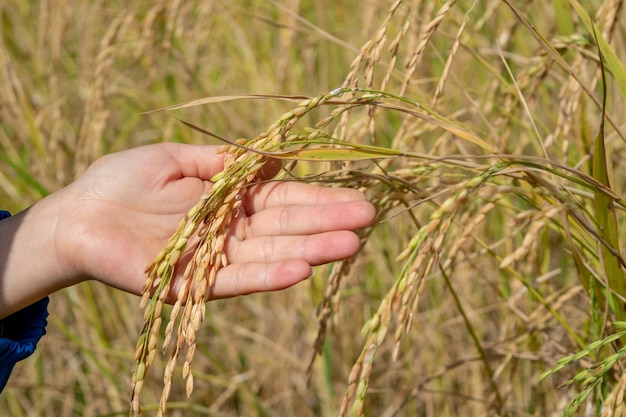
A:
2 0 626 416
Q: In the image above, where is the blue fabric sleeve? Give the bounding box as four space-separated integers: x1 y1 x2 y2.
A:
0 210 50 392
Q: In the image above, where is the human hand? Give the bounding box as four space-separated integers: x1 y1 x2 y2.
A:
0 143 375 317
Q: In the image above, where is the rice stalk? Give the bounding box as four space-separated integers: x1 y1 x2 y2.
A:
431 0 477 108
335 0 402 149
540 324 626 416
400 0 456 96
339 169 498 417
130 88 384 416
74 8 137 176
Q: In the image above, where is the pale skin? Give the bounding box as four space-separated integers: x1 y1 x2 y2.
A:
0 143 376 319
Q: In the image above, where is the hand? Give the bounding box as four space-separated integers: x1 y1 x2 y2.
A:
0 143 375 317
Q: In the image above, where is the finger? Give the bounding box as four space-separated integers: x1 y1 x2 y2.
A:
227 230 362 266
209 259 313 299
160 143 225 180
244 182 367 214
235 200 375 238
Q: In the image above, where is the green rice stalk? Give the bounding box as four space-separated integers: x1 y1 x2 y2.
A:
591 35 626 322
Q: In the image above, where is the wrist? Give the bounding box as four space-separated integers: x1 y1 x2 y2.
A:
0 192 78 318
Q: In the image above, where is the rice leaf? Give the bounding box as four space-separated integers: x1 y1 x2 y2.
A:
552 0 574 35
176 118 402 161
268 147 400 161
142 94 311 114
591 35 626 321
0 153 49 199
376 102 497 153
568 0 626 102
142 92 373 115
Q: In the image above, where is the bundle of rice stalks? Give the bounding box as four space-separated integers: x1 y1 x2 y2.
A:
130 0 626 415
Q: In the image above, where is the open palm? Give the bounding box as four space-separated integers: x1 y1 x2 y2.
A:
57 143 375 300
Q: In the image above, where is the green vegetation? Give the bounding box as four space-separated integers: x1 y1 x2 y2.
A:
2 0 626 416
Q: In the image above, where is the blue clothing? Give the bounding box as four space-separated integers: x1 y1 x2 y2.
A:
0 210 49 392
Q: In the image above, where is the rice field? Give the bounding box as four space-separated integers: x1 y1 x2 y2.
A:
2 0 626 416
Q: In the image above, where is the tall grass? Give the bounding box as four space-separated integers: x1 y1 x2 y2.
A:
2 0 626 416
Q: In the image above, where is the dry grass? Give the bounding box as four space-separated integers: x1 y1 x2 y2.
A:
2 1 626 416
